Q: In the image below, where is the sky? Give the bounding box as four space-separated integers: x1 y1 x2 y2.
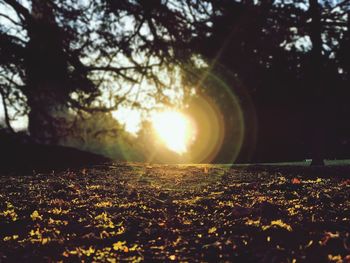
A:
0 94 28 131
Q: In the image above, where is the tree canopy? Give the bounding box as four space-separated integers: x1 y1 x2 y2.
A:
0 0 209 141
0 0 349 163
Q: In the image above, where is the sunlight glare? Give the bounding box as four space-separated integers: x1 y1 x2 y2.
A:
152 110 195 154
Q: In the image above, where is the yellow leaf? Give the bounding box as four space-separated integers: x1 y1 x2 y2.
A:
113 241 127 251
208 227 217 234
3 236 11 241
129 244 139 252
30 210 42 221
262 219 293 232
328 254 342 262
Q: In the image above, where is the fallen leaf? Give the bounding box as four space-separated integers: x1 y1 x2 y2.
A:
291 178 301 184
208 227 217 234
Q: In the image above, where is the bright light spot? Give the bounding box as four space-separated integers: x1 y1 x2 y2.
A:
151 110 195 154
112 108 141 136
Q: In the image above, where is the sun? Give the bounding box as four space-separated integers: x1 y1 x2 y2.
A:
151 110 195 154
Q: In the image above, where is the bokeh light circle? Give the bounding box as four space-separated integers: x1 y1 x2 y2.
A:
180 63 257 165
183 94 226 163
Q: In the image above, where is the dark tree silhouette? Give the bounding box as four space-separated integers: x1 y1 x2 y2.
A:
309 0 325 166
0 0 203 142
0 0 349 163
190 0 349 164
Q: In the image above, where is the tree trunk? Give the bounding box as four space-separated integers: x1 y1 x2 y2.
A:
24 0 69 143
309 0 325 166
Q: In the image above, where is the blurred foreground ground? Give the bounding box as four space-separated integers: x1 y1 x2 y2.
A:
0 163 350 262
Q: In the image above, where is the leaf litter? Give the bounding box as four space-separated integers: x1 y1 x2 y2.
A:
0 163 349 262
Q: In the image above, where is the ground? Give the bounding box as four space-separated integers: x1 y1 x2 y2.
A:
0 163 350 262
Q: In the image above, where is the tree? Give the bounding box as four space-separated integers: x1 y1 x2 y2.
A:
0 0 207 143
1 0 349 164
59 111 145 161
190 0 349 164
308 0 325 166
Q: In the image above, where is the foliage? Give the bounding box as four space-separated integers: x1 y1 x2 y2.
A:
0 0 208 141
59 111 144 161
190 0 350 162
58 112 189 163
0 0 349 161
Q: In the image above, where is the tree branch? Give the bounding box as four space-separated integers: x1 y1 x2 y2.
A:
68 97 126 113
2 0 32 23
87 63 161 83
0 12 22 26
0 86 15 133
329 0 350 13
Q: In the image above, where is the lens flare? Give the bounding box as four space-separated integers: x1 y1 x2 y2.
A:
185 94 225 163
151 110 196 154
